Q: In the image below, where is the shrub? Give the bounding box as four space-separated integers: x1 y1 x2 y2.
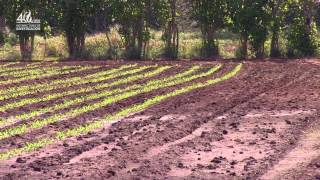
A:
45 35 68 58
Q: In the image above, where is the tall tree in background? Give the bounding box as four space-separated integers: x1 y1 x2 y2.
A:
2 0 53 60
270 0 284 58
109 0 169 59
163 0 179 59
57 0 102 58
0 2 5 46
228 0 271 59
190 0 228 58
3 0 39 60
285 0 318 57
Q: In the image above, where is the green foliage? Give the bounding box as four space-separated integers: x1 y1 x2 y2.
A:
227 0 271 59
2 0 52 60
284 0 319 57
56 0 102 58
191 0 228 57
108 0 170 59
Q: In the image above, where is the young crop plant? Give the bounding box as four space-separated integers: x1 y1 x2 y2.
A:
0 66 85 85
0 65 152 106
0 63 243 160
0 62 44 75
0 65 171 122
0 65 200 128
0 62 61 78
0 64 139 101
0 66 100 86
0 65 222 140
1 65 80 79
0 62 19 68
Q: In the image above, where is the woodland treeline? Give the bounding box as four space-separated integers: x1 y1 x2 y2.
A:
0 0 319 60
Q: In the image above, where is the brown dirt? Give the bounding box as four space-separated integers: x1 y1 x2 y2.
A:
0 59 319 180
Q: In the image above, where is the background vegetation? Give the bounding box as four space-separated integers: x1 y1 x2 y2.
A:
0 0 319 61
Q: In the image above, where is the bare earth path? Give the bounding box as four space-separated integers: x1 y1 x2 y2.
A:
0 60 319 179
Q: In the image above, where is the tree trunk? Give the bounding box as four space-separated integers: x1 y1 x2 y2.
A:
240 34 248 59
137 15 144 59
164 0 179 59
270 25 280 58
66 33 85 58
270 0 282 58
18 32 34 61
0 15 4 46
255 42 265 59
201 24 218 58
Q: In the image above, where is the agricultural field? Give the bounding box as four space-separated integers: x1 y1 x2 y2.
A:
0 60 319 179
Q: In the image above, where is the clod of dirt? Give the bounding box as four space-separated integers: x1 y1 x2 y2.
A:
207 164 216 170
63 142 69 147
177 162 184 168
211 156 226 164
270 141 277 145
32 167 41 172
107 170 116 176
285 120 292 125
230 161 238 165
16 157 27 163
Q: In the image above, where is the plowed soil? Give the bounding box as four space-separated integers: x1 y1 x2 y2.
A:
0 59 319 180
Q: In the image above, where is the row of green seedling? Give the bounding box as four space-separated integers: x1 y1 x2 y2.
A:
0 65 96 86
0 65 199 128
0 64 138 100
0 62 49 75
0 66 86 85
0 65 151 107
0 65 169 131
0 64 78 79
0 65 170 127
0 63 242 160
0 65 221 140
0 62 20 68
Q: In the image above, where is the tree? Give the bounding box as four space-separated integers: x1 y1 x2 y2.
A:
2 0 53 60
0 9 5 46
227 0 271 59
284 0 318 57
163 0 179 59
109 0 169 59
56 0 102 58
190 0 228 58
269 0 285 57
3 0 38 60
